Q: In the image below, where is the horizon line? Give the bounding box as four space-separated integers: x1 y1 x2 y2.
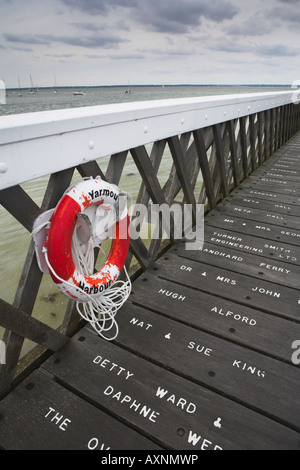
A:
6 83 293 91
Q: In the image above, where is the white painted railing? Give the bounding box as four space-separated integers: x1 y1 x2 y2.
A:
0 91 296 190
0 89 300 396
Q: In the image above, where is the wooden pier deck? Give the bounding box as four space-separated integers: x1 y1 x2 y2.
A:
1 135 300 450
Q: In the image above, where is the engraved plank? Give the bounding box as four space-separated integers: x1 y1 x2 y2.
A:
42 328 300 449
130 274 300 363
235 184 300 207
113 302 300 430
170 237 300 290
0 370 159 450
252 167 300 184
206 210 300 248
245 176 300 197
216 200 300 230
154 253 300 322
224 194 300 218
202 224 300 266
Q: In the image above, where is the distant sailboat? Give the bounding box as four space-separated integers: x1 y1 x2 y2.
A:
18 75 22 97
29 74 37 94
53 73 58 94
124 80 131 94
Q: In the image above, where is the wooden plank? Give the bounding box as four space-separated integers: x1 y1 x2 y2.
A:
205 209 300 249
264 110 271 159
137 139 168 261
154 253 300 322
226 120 239 186
41 169 75 211
170 236 300 290
105 151 128 184
129 273 300 363
0 299 68 351
224 193 300 218
255 164 300 181
248 114 257 172
112 301 300 431
167 135 197 220
237 181 300 205
0 370 160 450
42 328 300 449
193 128 217 210
239 116 249 179
130 145 175 240
253 167 300 184
216 199 300 230
270 108 275 156
128 237 153 272
272 161 300 173
245 175 300 197
0 185 40 232
0 239 43 399
257 112 264 166
212 124 229 198
77 160 106 180
202 224 300 267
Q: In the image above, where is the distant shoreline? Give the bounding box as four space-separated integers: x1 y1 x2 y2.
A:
6 84 292 92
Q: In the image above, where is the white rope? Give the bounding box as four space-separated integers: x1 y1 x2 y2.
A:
43 243 131 341
70 227 131 340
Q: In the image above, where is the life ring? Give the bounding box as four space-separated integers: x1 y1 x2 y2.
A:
44 178 130 302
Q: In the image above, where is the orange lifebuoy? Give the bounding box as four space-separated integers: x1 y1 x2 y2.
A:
44 178 130 302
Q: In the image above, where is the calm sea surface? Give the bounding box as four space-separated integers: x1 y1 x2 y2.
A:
0 85 290 352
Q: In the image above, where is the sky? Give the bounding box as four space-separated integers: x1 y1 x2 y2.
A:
1 0 300 88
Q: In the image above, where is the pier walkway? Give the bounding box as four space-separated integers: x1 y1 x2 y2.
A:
0 133 300 450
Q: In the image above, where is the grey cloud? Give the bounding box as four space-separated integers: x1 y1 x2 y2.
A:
56 34 125 48
266 1 300 23
3 31 126 49
60 0 239 34
255 44 299 57
108 53 145 60
12 46 33 52
225 15 271 37
61 0 137 15
46 53 75 58
209 36 251 54
3 33 51 45
70 22 106 32
211 38 299 58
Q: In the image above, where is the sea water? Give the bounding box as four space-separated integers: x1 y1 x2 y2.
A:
0 85 290 352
